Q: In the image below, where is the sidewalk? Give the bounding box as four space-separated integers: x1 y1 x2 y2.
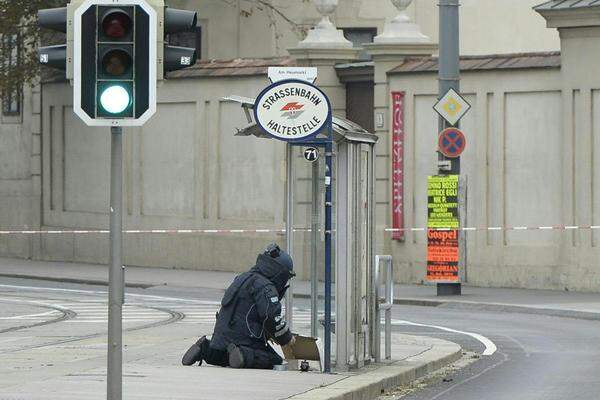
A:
393 284 600 320
2 257 600 319
0 332 460 400
0 257 462 400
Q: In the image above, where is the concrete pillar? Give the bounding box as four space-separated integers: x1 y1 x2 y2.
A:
288 0 360 117
364 0 437 257
536 4 600 287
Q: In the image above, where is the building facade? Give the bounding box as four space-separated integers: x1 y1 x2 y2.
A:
2 0 600 291
173 0 559 60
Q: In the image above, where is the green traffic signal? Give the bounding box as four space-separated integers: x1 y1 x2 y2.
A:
98 84 132 116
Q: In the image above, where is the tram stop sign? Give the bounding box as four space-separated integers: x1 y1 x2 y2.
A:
438 128 466 158
254 79 332 142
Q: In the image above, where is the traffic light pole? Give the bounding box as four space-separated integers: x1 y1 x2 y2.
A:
437 0 462 296
108 126 124 400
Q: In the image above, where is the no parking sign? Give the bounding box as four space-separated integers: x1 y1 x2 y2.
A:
438 128 466 158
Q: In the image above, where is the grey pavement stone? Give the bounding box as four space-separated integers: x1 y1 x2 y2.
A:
0 258 463 400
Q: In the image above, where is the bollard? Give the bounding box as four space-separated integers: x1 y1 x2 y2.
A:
374 255 394 362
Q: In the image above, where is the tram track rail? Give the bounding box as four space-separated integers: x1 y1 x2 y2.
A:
0 297 77 334
0 290 185 354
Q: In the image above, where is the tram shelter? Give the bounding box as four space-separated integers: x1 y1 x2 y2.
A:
224 95 379 372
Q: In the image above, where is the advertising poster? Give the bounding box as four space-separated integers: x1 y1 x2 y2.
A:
391 92 405 241
427 175 460 282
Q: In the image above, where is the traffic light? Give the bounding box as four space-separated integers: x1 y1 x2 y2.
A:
38 1 199 127
37 7 68 71
163 7 198 75
72 1 158 126
96 7 137 118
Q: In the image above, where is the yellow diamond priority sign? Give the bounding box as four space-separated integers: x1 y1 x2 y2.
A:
433 88 471 126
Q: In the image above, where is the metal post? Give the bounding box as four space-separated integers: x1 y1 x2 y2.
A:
438 0 462 296
310 159 319 338
285 143 294 331
324 122 334 373
373 256 381 362
384 259 393 361
335 142 349 371
107 126 124 400
374 255 393 362
438 0 461 140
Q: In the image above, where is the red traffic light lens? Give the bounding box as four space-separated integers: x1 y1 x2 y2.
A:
102 10 132 39
102 49 132 76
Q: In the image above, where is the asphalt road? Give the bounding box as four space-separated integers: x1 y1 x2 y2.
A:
385 303 600 400
2 278 599 400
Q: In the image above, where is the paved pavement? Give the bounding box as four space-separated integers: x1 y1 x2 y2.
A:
2 256 600 318
2 257 600 399
0 258 464 400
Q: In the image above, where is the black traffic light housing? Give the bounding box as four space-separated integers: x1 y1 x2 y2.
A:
94 6 136 118
164 7 198 74
39 1 199 127
38 7 68 71
73 2 155 125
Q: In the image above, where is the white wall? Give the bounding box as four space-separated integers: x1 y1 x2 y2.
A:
171 0 559 60
40 75 288 272
387 63 600 291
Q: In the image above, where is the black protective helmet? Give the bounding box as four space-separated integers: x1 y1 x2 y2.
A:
264 243 295 278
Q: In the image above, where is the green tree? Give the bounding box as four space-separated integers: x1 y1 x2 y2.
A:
0 0 66 95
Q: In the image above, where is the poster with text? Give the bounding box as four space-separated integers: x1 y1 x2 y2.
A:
427 175 460 282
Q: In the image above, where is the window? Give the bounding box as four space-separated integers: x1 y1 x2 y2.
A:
2 34 21 116
342 28 378 60
169 26 202 61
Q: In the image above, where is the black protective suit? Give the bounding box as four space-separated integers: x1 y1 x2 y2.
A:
191 251 294 369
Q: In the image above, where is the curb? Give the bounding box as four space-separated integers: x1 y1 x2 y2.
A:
4 273 600 322
394 298 600 321
0 273 154 289
288 338 462 400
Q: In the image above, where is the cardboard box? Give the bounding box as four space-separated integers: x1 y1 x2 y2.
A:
281 334 321 362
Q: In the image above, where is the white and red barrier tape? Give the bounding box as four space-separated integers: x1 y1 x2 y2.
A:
385 225 600 232
0 226 599 235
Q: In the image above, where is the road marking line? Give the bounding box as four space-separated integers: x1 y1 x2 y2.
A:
0 310 59 320
391 319 497 356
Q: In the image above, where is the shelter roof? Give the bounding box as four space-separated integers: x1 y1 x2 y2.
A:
535 0 600 11
222 96 377 144
233 116 377 144
388 52 561 74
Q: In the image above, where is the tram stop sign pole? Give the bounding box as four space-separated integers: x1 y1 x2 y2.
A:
254 75 333 372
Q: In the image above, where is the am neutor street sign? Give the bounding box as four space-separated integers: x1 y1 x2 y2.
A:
254 79 332 142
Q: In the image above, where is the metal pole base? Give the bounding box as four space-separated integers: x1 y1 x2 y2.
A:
437 282 461 296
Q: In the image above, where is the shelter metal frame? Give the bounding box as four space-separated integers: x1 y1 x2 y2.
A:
224 96 378 372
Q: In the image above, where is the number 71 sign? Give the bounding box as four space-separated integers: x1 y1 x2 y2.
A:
304 147 319 162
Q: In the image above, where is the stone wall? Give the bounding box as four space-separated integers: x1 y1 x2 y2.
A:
171 0 558 60
38 75 290 273
387 64 600 291
0 83 42 260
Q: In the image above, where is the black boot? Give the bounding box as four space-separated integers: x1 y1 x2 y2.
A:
182 336 207 366
227 343 245 369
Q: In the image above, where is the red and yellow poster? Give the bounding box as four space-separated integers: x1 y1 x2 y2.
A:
427 175 460 282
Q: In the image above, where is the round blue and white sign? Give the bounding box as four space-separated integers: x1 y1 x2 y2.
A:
254 79 331 142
